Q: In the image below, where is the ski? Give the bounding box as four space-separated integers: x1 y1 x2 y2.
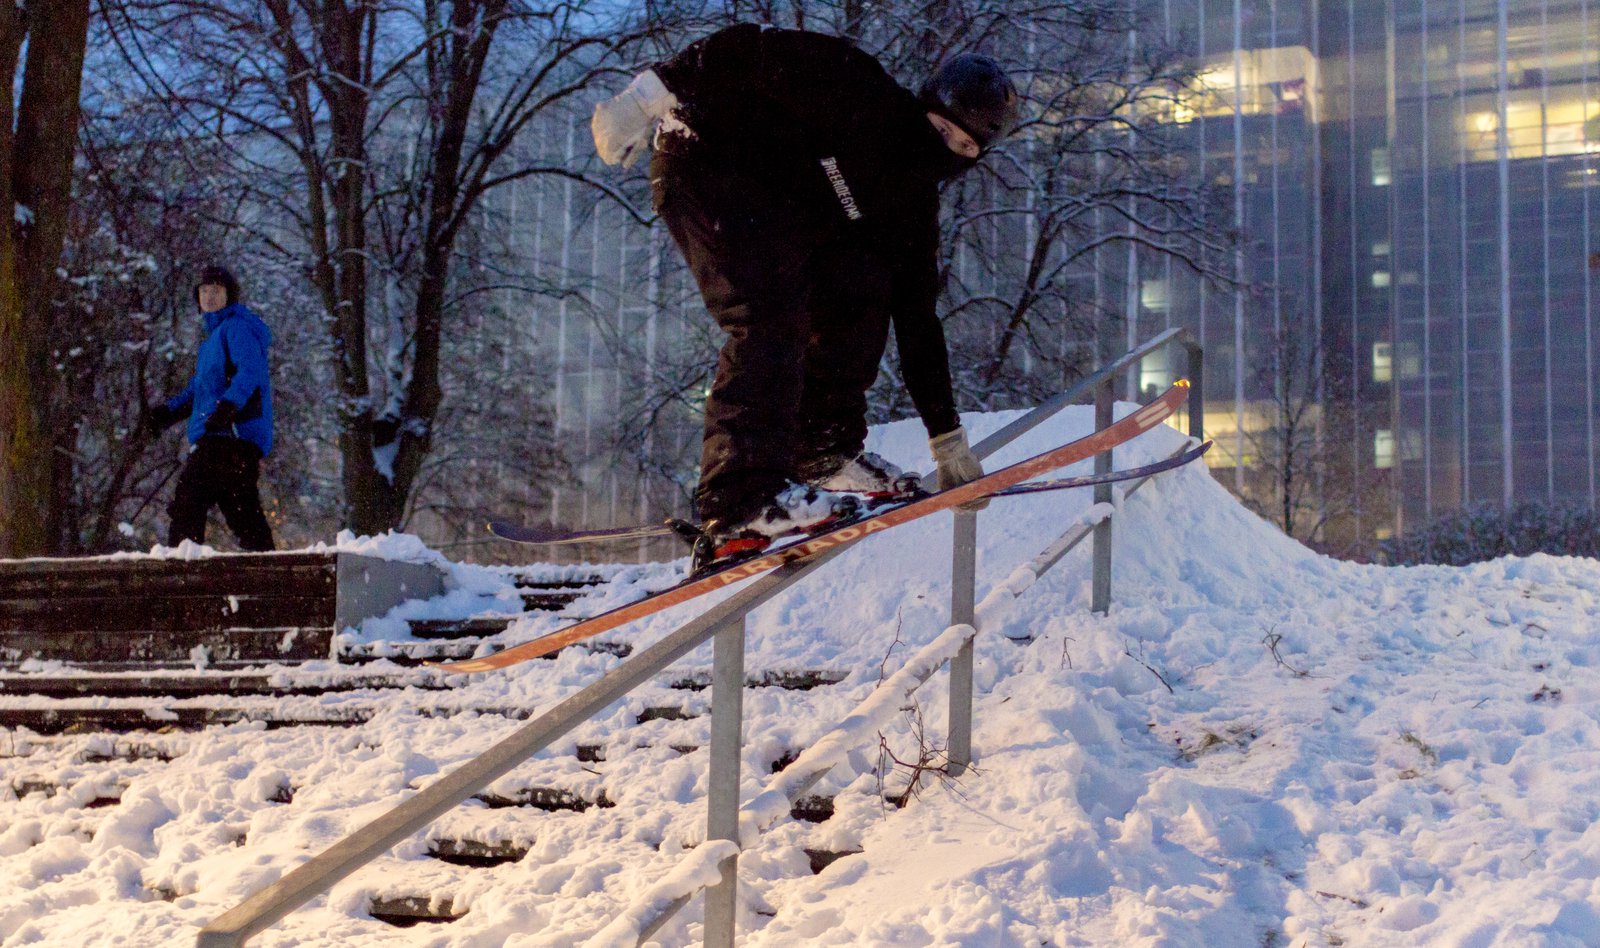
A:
487 438 1211 546
992 438 1210 497
488 498 918 547
488 517 696 546
435 380 1190 673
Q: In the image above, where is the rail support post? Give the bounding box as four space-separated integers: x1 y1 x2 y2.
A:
704 614 745 946
947 508 978 776
1184 340 1205 441
1091 379 1115 614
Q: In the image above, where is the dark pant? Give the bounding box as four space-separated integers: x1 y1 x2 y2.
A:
167 436 275 551
654 153 891 524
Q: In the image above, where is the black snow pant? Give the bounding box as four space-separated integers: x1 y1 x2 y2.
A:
653 152 893 525
167 436 276 552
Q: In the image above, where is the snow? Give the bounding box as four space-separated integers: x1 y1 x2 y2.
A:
2 530 451 569
6 405 1600 945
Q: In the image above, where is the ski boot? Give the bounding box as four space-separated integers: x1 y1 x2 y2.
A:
805 450 923 497
686 483 861 576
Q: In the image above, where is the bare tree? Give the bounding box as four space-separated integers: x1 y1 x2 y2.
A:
104 0 679 536
1240 321 1328 543
0 2 91 557
644 3 1235 417
47 73 331 553
587 2 1239 523
938 5 1232 407
76 1 1241 553
1240 317 1394 556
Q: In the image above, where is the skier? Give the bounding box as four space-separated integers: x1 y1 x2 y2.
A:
143 264 276 552
591 23 1019 571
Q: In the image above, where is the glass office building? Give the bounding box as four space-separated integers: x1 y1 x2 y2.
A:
1138 0 1597 549
495 3 1597 556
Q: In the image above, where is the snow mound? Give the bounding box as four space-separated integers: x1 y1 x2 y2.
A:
6 405 1600 947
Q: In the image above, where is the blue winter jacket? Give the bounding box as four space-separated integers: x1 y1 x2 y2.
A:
165 303 274 456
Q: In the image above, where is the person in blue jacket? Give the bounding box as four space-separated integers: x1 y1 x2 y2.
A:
144 265 276 551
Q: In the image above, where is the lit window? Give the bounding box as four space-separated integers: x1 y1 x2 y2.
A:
1374 430 1395 469
1371 147 1392 186
1373 342 1392 383
1372 271 1392 289
1139 346 1171 396
1371 241 1391 256
1140 279 1170 312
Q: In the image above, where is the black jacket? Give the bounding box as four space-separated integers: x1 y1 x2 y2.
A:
654 24 965 437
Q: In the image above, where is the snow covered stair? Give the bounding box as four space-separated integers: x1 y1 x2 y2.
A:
0 551 447 669
0 548 881 934
0 556 629 735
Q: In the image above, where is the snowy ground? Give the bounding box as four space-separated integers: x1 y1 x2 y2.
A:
6 405 1600 946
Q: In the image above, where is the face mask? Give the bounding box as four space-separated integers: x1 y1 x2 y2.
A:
930 148 980 181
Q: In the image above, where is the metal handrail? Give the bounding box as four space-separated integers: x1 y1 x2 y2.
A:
196 551 848 946
608 621 980 946
947 329 1203 772
618 336 1204 942
971 326 1202 460
617 446 1202 944
198 332 1202 947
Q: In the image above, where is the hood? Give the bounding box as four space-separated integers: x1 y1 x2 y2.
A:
204 302 272 347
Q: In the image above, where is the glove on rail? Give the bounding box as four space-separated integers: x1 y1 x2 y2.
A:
929 425 989 511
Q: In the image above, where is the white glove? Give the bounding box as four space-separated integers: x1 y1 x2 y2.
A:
929 426 989 510
591 70 677 169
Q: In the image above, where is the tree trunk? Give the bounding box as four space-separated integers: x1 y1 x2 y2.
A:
288 0 385 535
0 1 89 557
20 0 91 554
0 9 31 555
348 0 506 536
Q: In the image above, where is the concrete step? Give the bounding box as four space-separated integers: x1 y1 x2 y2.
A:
666 669 850 692
0 626 334 669
475 786 615 812
0 702 472 737
10 777 130 808
427 837 529 868
406 617 515 639
0 671 451 699
519 590 586 612
508 573 608 591
0 695 708 736
337 637 632 665
420 833 853 876
0 552 446 670
0 706 373 735
368 895 466 927
0 731 188 763
0 553 338 599
636 705 696 723
0 592 332 635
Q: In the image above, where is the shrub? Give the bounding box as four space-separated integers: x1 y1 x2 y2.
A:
1382 501 1600 566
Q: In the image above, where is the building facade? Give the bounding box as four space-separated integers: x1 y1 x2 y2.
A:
1144 0 1597 549
495 4 1597 557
